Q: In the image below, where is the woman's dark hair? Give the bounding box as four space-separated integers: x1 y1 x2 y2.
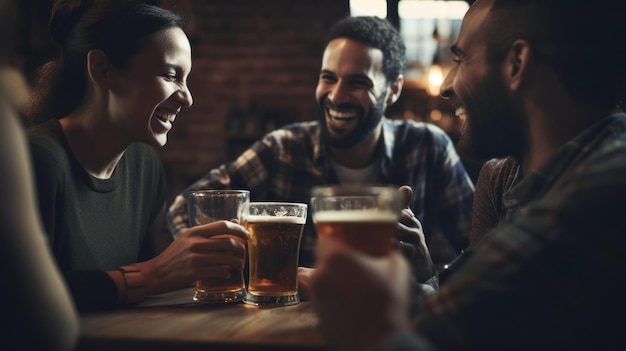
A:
28 0 184 125
324 16 406 84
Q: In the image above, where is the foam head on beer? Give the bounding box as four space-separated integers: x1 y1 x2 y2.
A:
310 185 401 257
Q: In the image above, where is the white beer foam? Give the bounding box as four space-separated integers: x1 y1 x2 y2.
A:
312 210 398 223
247 215 306 225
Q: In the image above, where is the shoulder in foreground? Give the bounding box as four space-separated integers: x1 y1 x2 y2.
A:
0 67 29 110
481 157 518 174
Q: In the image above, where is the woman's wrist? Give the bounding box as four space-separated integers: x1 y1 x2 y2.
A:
116 264 147 305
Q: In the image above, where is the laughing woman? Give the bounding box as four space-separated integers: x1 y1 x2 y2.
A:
27 0 249 311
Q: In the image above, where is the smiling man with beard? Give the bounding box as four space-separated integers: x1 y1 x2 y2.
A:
167 16 475 279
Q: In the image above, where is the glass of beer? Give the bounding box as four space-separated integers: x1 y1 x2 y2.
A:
310 185 401 257
187 190 249 303
243 202 307 306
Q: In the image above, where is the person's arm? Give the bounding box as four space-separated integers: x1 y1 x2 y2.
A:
310 238 416 351
167 185 201 239
61 220 250 311
0 71 79 350
469 157 518 247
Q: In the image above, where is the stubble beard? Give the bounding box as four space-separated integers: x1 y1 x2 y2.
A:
457 73 525 162
320 90 387 149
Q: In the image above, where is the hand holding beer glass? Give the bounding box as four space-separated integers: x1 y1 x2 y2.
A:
187 190 249 303
244 202 307 306
310 185 401 257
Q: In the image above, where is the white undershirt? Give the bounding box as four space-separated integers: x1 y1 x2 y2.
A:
330 156 381 184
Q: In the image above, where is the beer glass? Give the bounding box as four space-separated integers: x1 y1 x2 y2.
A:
244 202 307 306
310 185 401 257
187 190 249 303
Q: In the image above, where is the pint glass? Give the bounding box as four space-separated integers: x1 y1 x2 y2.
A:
244 202 307 306
310 185 401 256
187 190 249 303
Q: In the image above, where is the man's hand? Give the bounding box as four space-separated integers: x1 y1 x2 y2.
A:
396 186 437 284
311 238 412 351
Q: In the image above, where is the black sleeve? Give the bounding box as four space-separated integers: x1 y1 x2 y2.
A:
64 270 118 312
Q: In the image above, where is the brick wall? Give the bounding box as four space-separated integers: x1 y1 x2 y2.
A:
159 0 350 205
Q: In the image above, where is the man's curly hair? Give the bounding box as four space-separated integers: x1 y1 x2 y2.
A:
324 16 406 83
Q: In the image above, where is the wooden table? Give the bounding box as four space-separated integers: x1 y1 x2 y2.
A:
77 287 325 350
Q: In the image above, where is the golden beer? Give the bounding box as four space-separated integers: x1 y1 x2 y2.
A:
313 210 397 257
246 216 305 296
195 235 246 294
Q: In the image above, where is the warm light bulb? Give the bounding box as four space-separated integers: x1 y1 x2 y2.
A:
430 109 442 121
427 64 443 96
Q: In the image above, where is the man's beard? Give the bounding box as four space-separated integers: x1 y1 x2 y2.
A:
456 73 525 162
320 91 386 149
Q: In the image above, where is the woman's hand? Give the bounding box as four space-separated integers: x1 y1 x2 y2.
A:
138 220 249 295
